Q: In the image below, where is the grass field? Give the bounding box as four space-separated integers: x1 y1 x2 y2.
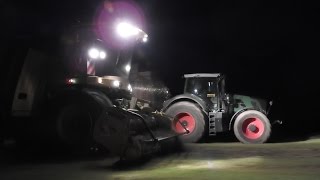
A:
1 137 320 180
110 138 320 180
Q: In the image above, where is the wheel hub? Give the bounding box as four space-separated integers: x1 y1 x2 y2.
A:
248 124 257 132
181 120 188 127
173 113 195 134
242 117 265 139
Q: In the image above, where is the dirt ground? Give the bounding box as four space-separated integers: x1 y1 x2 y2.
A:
1 137 320 180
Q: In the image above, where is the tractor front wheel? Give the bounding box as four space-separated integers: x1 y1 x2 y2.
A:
165 101 205 143
233 110 271 144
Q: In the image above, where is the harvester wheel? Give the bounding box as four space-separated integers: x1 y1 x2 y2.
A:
56 103 94 147
233 110 271 144
50 95 103 153
165 101 205 143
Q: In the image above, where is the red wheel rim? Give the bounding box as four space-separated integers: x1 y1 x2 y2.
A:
173 113 196 134
242 117 265 139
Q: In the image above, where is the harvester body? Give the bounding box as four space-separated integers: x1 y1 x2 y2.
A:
1 22 180 161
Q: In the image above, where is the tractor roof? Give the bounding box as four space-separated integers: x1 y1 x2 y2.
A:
184 73 221 78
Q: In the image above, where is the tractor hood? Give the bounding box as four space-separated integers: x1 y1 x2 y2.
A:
232 94 268 114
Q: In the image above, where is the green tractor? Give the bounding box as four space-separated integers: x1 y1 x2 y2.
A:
162 73 279 144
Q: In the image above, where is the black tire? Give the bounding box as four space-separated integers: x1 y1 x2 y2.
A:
165 101 205 143
49 94 103 153
56 103 94 147
233 110 271 144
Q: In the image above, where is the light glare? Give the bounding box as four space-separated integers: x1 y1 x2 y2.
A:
98 78 103 84
68 79 76 84
88 48 99 59
142 34 148 42
99 51 106 59
125 64 131 72
113 80 120 87
116 22 140 38
128 84 132 92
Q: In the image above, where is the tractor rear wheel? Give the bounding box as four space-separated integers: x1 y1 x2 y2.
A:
233 110 271 144
165 101 205 143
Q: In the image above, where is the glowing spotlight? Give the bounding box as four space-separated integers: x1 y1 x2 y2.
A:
125 64 131 73
67 78 76 84
99 51 106 59
128 84 132 92
98 77 103 84
116 22 140 38
88 48 99 59
113 80 120 87
142 34 148 43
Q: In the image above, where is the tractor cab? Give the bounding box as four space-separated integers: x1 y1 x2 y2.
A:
164 72 273 144
183 73 228 111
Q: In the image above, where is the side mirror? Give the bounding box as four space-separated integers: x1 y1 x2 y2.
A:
267 100 273 115
269 100 273 106
224 94 230 104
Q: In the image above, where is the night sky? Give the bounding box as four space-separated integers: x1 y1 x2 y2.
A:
1 0 320 136
139 0 320 135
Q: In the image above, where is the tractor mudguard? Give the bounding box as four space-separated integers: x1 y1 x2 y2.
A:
228 94 270 130
228 108 253 130
162 93 209 113
232 94 268 114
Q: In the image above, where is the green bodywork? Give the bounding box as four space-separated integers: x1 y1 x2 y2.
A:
232 94 268 114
